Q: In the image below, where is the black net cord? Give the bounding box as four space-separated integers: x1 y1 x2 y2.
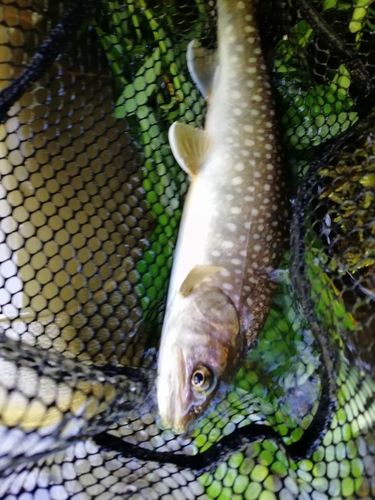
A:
295 0 375 116
0 0 99 123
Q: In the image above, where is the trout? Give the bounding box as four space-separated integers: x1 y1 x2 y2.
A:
157 0 287 432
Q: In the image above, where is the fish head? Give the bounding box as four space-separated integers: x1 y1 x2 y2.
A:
157 284 241 433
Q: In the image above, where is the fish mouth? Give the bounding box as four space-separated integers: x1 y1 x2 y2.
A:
157 343 196 433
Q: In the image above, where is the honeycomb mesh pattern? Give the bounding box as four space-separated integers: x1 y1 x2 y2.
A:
0 0 375 498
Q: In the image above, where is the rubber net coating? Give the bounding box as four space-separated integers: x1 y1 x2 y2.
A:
0 0 375 498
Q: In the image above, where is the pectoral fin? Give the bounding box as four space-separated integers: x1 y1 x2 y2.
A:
187 39 218 99
179 265 225 297
168 122 210 178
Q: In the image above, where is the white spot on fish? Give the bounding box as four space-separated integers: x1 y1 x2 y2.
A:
266 164 273 170
244 222 251 230
245 26 255 33
221 269 231 277
231 258 242 265
248 186 255 192
226 222 237 231
236 45 244 52
212 249 221 256
251 208 259 216
246 66 256 73
254 48 262 54
245 14 253 20
251 109 260 116
223 283 233 290
264 184 271 191
233 90 241 99
232 176 243 185
223 240 234 249
254 172 261 178
247 297 253 305
252 95 262 102
253 244 262 252
235 162 245 171
253 233 260 240
226 194 234 201
234 108 242 116
244 125 254 133
245 139 255 147
237 1 245 8
245 196 254 202
230 207 242 214
240 250 247 257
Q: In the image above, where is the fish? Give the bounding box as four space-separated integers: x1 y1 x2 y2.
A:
156 0 287 432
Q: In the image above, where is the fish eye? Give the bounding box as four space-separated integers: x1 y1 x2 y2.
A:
191 364 214 392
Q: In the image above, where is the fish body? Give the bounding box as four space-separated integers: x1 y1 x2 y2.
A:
157 0 286 432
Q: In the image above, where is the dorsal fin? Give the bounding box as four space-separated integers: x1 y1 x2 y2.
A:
187 39 218 99
179 265 225 297
168 122 210 178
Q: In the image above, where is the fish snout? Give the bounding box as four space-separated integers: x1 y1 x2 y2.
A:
157 343 193 433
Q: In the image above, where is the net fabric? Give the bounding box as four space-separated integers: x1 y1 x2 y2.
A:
0 0 374 499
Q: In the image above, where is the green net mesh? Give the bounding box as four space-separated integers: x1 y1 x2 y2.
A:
0 0 375 498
